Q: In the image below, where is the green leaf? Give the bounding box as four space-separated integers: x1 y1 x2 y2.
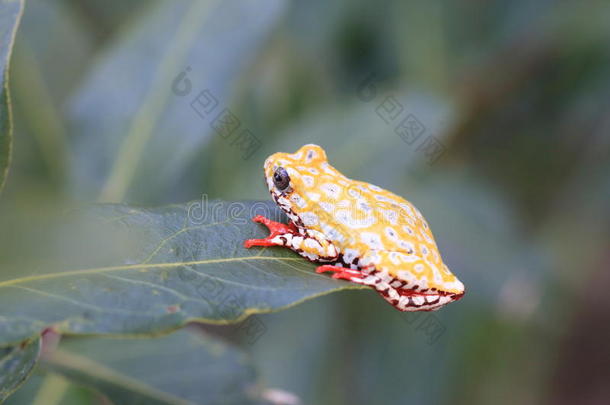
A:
9 0 95 184
68 0 286 203
0 200 364 347
0 337 40 402
43 330 271 405
4 372 100 405
0 0 24 194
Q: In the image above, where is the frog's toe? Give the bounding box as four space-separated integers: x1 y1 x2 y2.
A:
244 238 268 248
250 215 298 235
316 265 365 282
331 271 364 282
315 265 343 274
251 215 268 224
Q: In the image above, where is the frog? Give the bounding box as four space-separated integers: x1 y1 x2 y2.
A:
244 144 465 311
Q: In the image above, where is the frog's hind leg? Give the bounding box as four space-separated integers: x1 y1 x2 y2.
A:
316 265 381 287
316 265 365 281
317 265 410 309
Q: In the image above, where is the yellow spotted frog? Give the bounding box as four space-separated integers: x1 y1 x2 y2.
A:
245 144 465 311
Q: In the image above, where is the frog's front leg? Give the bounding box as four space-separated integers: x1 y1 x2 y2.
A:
244 215 339 262
243 215 298 247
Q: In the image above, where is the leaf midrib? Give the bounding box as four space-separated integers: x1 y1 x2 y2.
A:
0 256 305 288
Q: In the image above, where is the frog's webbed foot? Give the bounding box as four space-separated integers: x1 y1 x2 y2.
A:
244 215 298 248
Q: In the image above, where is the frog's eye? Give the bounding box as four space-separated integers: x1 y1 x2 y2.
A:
273 167 291 191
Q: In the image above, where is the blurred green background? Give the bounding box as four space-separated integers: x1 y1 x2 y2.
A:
2 0 610 404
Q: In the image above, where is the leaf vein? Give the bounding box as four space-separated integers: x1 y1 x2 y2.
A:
141 219 230 264
8 286 161 316
0 256 306 288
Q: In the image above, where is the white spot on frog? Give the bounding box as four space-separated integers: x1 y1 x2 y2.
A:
442 277 465 293
360 251 381 266
420 230 433 243
290 193 308 208
347 187 362 199
397 270 429 289
374 194 392 202
306 192 321 202
385 226 398 239
360 232 384 249
321 163 340 177
337 199 351 208
378 271 392 283
300 212 319 227
402 225 414 235
426 295 439 304
320 183 341 199
336 209 376 229
320 222 346 243
302 175 315 188
399 203 414 217
429 263 444 284
381 209 399 225
342 248 361 265
398 240 415 253
420 244 429 256
303 238 320 250
277 196 291 207
358 200 372 212
397 253 418 263
318 201 334 213
389 252 403 265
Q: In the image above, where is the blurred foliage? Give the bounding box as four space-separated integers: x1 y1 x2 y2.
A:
43 329 270 405
1 0 609 404
0 336 39 402
4 373 99 405
0 0 23 194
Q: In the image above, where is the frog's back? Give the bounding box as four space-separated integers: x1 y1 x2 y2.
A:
293 162 442 266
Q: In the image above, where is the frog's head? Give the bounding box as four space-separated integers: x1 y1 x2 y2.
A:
263 144 332 225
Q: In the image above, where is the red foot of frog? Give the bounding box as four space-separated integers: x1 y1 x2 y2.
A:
316 265 366 281
244 215 298 248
